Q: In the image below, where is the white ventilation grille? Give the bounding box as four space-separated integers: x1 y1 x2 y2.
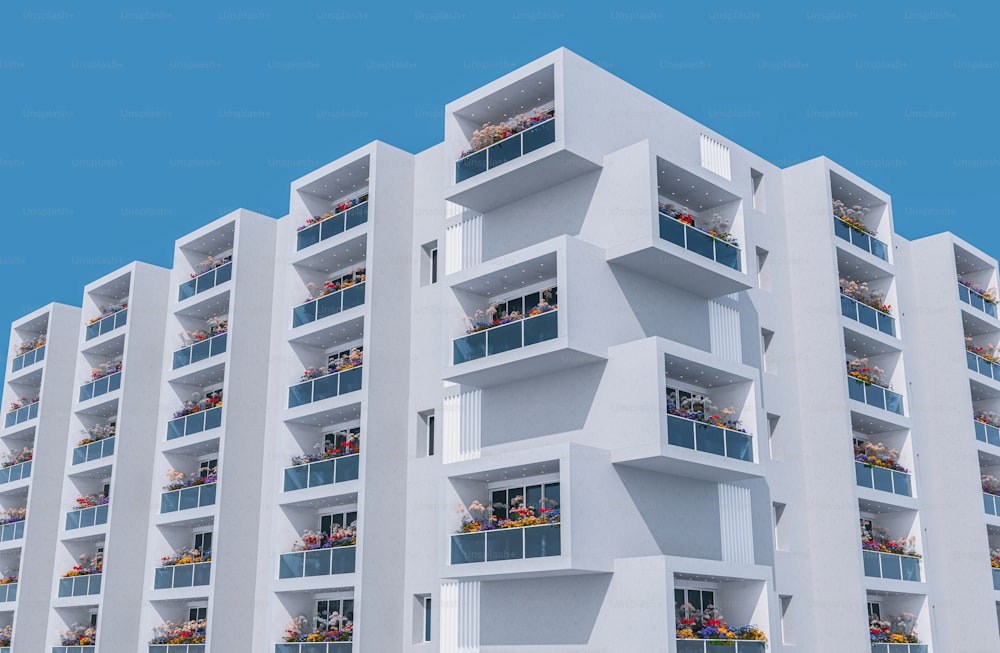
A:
709 301 742 363
719 483 754 565
440 580 480 653
444 214 482 274
442 389 481 463
700 134 732 181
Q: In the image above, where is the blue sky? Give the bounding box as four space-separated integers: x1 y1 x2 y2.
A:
1 2 998 368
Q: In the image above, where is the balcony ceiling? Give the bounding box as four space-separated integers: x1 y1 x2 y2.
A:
181 222 235 257
843 327 897 357
837 246 892 283
280 490 359 511
169 359 225 388
955 244 995 275
294 232 367 274
298 156 369 202
859 496 913 515
453 253 556 299
451 459 557 483
75 398 119 419
15 312 49 333
962 309 998 338
656 159 739 213
288 314 364 349
831 170 884 210
663 354 748 388
284 400 360 427
454 66 554 123
89 272 132 302
971 377 1000 401
9 367 43 386
175 293 230 320
850 410 905 436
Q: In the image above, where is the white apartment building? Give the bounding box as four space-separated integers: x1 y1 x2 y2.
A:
1 48 997 653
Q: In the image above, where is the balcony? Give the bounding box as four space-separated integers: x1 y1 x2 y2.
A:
160 482 217 513
984 492 1000 516
848 376 904 415
959 281 997 318
283 454 359 492
276 644 351 653
79 370 122 403
658 210 741 272
72 437 115 465
288 367 363 409
834 217 889 261
154 561 211 589
173 332 228 370
871 645 928 653
0 581 15 602
296 200 369 251
178 260 232 302
0 460 31 485
993 566 1000 590
149 647 204 653
862 550 921 582
455 115 556 184
677 642 766 653
451 524 560 564
0 520 24 541
841 294 895 337
666 414 754 463
293 283 366 329
85 307 128 340
53 648 95 653
967 349 1000 382
65 505 108 531
453 310 557 365
167 405 223 441
11 344 44 372
855 461 912 497
57 573 102 597
4 401 38 428
278 545 356 578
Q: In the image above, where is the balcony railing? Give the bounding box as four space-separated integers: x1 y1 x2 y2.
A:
993 566 1000 591
834 218 889 261
848 377 904 415
666 414 754 463
677 641 766 653
0 461 31 485
178 261 233 302
0 521 24 542
4 402 38 428
154 561 211 589
983 492 1000 516
149 646 205 653
451 523 560 564
79 371 122 403
53 647 96 653
160 482 217 513
173 332 228 370
871 645 928 653
72 437 116 465
57 573 102 597
959 282 997 318
296 202 369 251
276 644 352 653
288 367 363 408
65 505 108 531
841 294 896 337
658 212 741 271
167 406 223 440
11 344 45 372
0 582 16 602
862 550 921 581
279 545 356 578
966 350 1000 382
455 117 556 183
283 454 360 492
85 308 128 340
292 283 366 328
453 311 558 365
854 461 912 497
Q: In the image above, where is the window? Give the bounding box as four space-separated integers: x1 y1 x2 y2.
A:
489 482 559 521
194 530 213 553
188 606 207 621
198 459 218 477
665 384 703 413
89 611 98 629
316 598 353 631
489 286 557 319
417 410 435 458
324 427 360 454
327 345 363 369
427 415 435 456
422 595 433 642
867 601 882 619
750 168 766 212
860 518 873 541
773 502 788 551
320 510 358 536
780 595 793 644
674 587 717 612
102 482 111 498
421 240 439 286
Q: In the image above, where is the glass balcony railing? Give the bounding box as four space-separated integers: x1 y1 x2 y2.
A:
677 642 766 653
57 573 102 597
848 376 904 415
150 646 205 653
658 212 741 271
167 406 223 441
976 420 1000 447
984 492 1000 516
292 283 366 328
453 311 558 365
871 644 928 653
0 521 24 542
666 414 754 463
65 505 108 531
173 332 228 370
862 550 921 581
160 482 217 514
72 437 116 465
296 202 369 251
79 371 122 402
967 350 1000 382
53 647 96 653
11 345 45 372
959 283 997 318
288 367 363 409
275 644 352 653
841 294 896 337
855 461 912 496
178 261 233 302
992 566 1000 591
154 561 211 589
0 461 31 485
0 581 16 602
85 308 128 340
279 546 356 578
283 454 360 492
450 523 560 564
4 402 38 428
834 218 889 261
455 117 556 183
